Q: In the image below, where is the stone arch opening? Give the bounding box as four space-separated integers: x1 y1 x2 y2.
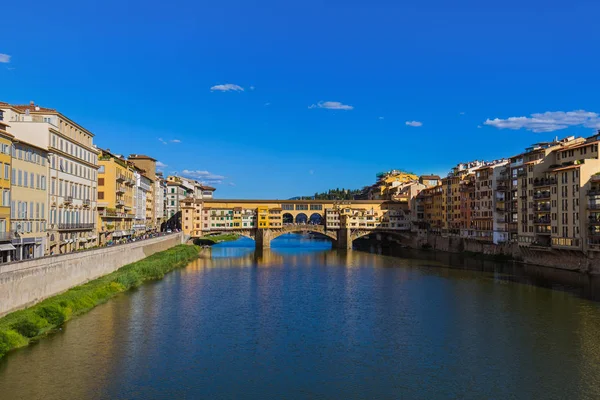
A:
295 213 308 224
282 213 294 224
309 213 323 225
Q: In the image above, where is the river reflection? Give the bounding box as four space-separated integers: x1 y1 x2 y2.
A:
1 234 600 399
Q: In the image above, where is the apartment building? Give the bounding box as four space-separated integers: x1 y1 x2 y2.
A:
155 173 166 228
10 141 48 259
471 161 509 244
0 111 13 262
133 169 153 234
97 149 136 244
0 102 99 254
128 154 158 231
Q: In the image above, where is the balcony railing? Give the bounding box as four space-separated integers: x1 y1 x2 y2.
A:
116 186 126 194
588 190 600 197
116 174 126 182
83 199 91 208
63 196 73 204
589 216 600 225
58 223 95 231
533 218 551 225
533 192 551 200
116 200 125 207
533 178 557 187
0 232 15 241
535 205 551 212
589 203 600 210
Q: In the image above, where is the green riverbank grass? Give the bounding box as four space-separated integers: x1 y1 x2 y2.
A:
193 234 239 246
0 244 199 359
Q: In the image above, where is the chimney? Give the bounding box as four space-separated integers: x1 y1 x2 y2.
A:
30 101 34 106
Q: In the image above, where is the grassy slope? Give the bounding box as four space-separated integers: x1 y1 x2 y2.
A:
0 244 199 359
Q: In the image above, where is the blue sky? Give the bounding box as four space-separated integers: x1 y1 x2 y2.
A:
2 0 600 199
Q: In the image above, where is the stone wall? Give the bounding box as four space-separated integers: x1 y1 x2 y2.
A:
0 233 184 317
361 232 597 274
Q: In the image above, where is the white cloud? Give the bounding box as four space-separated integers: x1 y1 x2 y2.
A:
249 86 255 91
484 110 600 133
309 169 314 175
477 125 482 129
210 83 244 92
0 54 10 63
405 121 423 127
156 161 167 168
228 182 236 186
170 139 181 143
264 102 271 106
309 101 354 111
182 169 226 182
158 138 167 145
378 116 384 120
459 112 466 115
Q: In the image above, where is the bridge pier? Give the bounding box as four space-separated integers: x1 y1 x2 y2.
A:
255 229 272 249
336 228 353 250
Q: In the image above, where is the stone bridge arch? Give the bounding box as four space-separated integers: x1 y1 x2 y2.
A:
350 229 411 242
269 224 338 242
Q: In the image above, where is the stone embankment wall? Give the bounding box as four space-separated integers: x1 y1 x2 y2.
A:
0 233 184 317
365 232 598 274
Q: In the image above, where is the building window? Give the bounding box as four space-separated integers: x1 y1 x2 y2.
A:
98 192 104 200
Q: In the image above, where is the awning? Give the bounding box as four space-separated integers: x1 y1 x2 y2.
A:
0 243 15 251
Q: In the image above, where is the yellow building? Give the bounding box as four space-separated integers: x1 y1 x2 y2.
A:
97 149 136 243
257 206 269 228
0 113 13 262
10 141 49 259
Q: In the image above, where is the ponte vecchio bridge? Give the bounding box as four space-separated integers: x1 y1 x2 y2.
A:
181 199 412 249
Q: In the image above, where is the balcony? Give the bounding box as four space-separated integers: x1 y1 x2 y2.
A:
116 185 126 194
517 170 527 177
534 227 552 235
58 223 95 231
533 192 551 200
589 203 600 210
116 200 125 208
116 174 126 183
589 215 600 225
83 199 91 208
533 178 557 187
63 196 73 204
533 217 551 225
0 232 15 241
535 205 551 212
588 189 600 197
496 184 508 191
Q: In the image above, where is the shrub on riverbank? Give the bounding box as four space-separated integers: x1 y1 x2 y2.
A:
0 245 199 359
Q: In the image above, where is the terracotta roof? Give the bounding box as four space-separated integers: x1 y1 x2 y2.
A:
548 164 582 172
128 154 157 161
11 103 57 113
557 140 599 152
200 185 216 191
420 175 441 180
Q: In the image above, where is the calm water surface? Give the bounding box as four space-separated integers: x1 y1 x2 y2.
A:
1 234 600 399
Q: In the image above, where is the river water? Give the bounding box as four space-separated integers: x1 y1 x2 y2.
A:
1 234 600 399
